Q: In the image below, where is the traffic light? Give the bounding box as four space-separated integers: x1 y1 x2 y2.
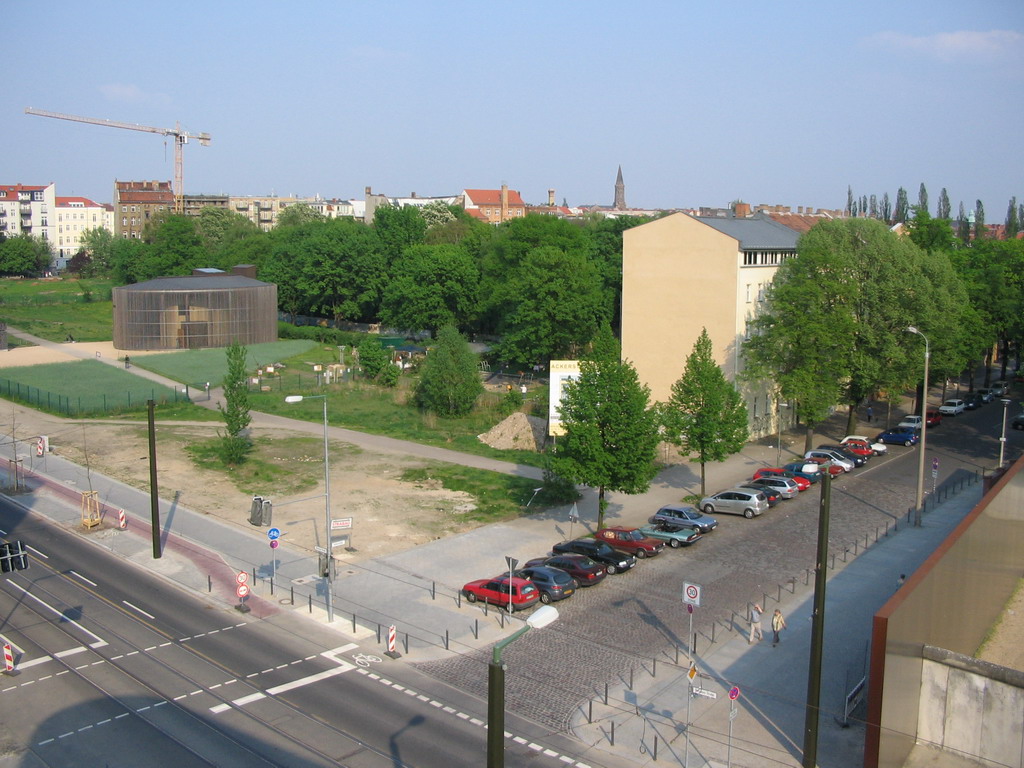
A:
0 541 29 572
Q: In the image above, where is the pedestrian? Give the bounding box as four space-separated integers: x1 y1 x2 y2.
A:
896 573 906 589
124 355 131 369
771 609 787 646
866 405 874 423
748 603 763 644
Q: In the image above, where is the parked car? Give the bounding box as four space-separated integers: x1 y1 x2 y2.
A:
525 555 606 587
747 475 801 498
962 393 981 410
1012 413 1024 431
832 439 873 459
841 435 887 456
939 399 965 416
551 539 637 574
992 380 1010 396
818 445 867 467
595 527 665 558
512 566 577 603
782 461 823 482
925 410 943 427
753 467 812 490
738 483 782 506
461 576 540 612
637 522 703 547
698 488 769 518
650 504 719 534
976 388 994 404
803 456 845 476
876 427 920 446
898 414 924 430
805 449 855 472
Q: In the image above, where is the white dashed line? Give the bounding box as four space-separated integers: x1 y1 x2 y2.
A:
26 545 48 559
68 570 97 586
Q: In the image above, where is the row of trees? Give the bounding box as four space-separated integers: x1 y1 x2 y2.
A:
0 234 54 276
75 204 647 367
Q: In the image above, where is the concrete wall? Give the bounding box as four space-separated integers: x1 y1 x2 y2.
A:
866 457 1024 767
918 647 1024 766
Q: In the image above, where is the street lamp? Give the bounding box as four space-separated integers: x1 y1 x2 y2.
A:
487 605 558 768
775 398 790 467
906 327 929 525
284 394 333 622
999 398 1012 468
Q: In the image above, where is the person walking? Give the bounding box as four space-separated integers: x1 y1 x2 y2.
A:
748 603 763 644
771 609 787 646
866 405 874 423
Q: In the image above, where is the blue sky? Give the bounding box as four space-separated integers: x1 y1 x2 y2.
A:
8 1 1023 216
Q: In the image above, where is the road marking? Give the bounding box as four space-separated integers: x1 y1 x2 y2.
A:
68 571 97 587
26 545 48 559
7 583 107 649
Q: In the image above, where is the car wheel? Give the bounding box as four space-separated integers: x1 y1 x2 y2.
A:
606 565 618 575
669 539 681 548
503 603 514 613
904 439 913 447
636 549 648 559
743 508 754 519
466 592 477 603
540 592 552 604
703 504 715 514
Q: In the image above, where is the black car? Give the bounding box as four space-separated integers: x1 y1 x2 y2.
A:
551 539 637 574
1012 413 1024 431
738 483 782 507
513 565 578 603
963 392 981 410
524 555 607 587
817 444 867 467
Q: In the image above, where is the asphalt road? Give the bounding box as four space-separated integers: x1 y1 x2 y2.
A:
0 499 599 768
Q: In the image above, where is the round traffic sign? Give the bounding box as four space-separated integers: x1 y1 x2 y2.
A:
687 603 694 614
236 571 248 585
931 458 939 471
236 583 250 598
267 527 281 541
270 539 279 549
729 686 740 700
685 585 699 600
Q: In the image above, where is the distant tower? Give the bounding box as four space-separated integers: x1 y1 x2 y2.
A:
614 166 626 210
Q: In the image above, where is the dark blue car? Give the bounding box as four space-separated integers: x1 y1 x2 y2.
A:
876 427 919 446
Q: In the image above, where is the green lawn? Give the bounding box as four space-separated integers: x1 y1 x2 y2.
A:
0 278 114 342
134 340 320 386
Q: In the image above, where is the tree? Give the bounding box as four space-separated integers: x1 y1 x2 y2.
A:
552 327 660 530
846 186 854 217
194 207 260 262
109 238 150 285
881 192 892 222
917 183 929 216
373 205 426 263
217 340 252 464
974 200 986 240
79 227 115 277
1005 197 1019 240
419 201 457 229
0 235 50 276
937 188 951 219
414 325 483 417
957 202 971 242
869 194 878 219
662 328 748 496
140 215 207 280
907 208 958 253
379 244 479 336
357 335 390 379
894 187 909 224
276 202 325 228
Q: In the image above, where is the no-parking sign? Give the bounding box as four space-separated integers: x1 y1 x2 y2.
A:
682 582 702 607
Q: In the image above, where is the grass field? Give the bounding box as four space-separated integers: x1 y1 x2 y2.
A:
0 359 189 415
134 340 321 386
0 278 114 343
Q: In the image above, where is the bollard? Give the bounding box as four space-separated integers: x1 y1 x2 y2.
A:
290 585 294 605
830 553 836 569
351 613 356 633
377 624 382 644
805 568 811 585
865 533 869 549
208 575 212 592
629 667 633 690
853 540 859 556
777 584 782 601
474 618 479 640
674 645 679 665
404 632 409 654
604 683 608 705
484 601 488 617
843 548 849 563
652 658 657 677
711 622 716 644
653 735 658 761
457 591 461 608
252 567 257 584
431 581 436 600
588 700 593 724
445 629 449 650
308 594 312 613
270 578 274 596
610 720 615 747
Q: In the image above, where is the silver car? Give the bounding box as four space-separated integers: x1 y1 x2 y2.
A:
748 476 800 499
698 488 769 519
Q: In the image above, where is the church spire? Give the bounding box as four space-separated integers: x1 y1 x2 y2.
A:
614 165 626 210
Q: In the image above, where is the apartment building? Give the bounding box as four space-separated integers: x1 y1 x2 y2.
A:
621 211 799 435
114 180 173 239
0 183 56 243
54 196 113 266
460 185 526 224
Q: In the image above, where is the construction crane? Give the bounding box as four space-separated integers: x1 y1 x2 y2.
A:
25 107 211 215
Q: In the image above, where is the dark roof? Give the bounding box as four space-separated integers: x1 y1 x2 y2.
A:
696 214 800 250
120 275 272 291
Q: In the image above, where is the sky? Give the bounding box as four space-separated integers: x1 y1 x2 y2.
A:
7 1 1024 216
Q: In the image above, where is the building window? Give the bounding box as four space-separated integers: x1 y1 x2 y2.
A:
122 206 127 213
745 284 752 303
122 217 127 226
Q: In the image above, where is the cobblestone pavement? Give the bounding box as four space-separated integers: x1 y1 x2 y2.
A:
414 414 992 736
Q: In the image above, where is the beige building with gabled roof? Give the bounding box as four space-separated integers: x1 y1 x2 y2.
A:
621 212 799 430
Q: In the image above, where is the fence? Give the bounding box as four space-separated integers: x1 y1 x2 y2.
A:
0 376 191 416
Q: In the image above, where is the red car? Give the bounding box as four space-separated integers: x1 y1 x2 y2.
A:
595 527 665 558
925 410 943 427
752 468 811 491
461 576 540 612
804 457 845 477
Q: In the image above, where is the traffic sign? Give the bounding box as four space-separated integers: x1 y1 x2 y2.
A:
236 584 250 598
267 527 281 541
687 663 697 681
730 707 738 720
314 546 328 554
729 686 740 701
236 571 248 585
270 540 279 549
692 688 717 699
683 582 702 607
932 458 939 471
330 518 353 530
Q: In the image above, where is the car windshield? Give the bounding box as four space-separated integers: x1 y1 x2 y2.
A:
593 542 617 556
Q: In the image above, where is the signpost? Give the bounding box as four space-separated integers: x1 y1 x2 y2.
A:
504 556 519 613
267 528 282 584
235 573 251 613
931 457 939 494
330 518 352 531
728 686 741 767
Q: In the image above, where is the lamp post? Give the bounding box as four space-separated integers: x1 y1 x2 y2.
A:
487 605 558 768
775 398 790 467
999 398 1012 468
906 327 929 526
284 394 333 622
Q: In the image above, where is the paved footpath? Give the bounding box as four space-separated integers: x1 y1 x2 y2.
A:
0 331 991 766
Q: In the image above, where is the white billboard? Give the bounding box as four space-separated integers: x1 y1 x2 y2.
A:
548 359 581 436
